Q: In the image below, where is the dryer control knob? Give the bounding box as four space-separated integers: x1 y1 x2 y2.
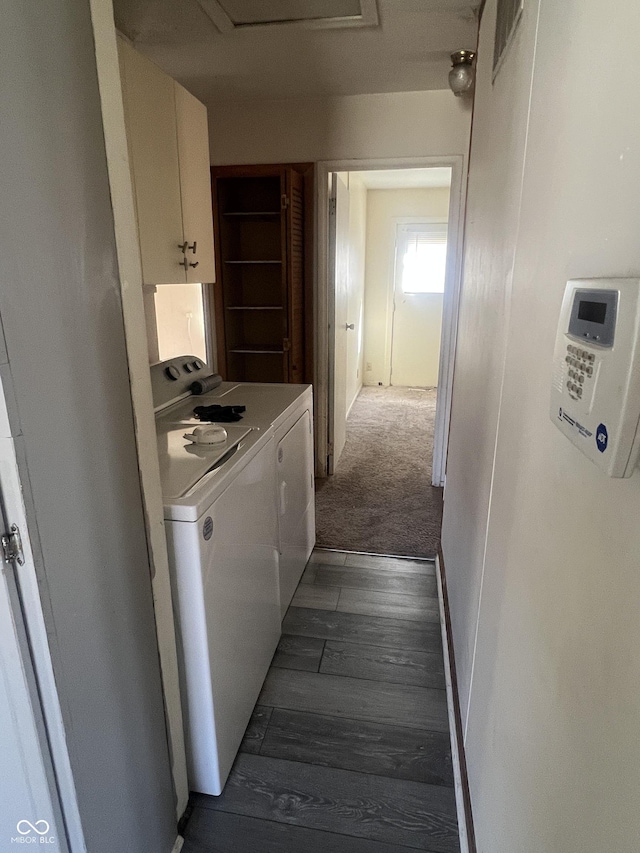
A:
165 365 181 381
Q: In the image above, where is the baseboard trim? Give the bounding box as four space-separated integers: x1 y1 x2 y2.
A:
436 545 477 853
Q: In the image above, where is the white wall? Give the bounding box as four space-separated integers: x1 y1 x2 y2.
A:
345 174 367 414
441 0 537 728
363 187 449 387
443 1 640 851
0 2 177 851
208 90 471 165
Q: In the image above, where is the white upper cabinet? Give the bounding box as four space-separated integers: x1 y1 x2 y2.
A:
175 85 216 284
118 37 215 285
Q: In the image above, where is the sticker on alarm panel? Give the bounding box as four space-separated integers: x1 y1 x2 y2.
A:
549 278 640 477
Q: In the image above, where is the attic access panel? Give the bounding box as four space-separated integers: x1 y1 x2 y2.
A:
198 0 379 32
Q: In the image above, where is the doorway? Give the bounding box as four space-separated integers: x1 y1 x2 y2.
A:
315 160 465 557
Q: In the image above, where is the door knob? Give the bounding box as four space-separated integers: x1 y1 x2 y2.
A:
346 323 355 330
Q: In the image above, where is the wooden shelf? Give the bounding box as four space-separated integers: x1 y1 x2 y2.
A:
224 259 282 265
229 347 284 355
223 210 280 217
226 305 284 311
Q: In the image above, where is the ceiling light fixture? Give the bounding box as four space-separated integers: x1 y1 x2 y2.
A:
449 50 476 97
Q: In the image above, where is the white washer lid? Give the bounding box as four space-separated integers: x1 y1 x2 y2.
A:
156 422 252 500
158 382 311 432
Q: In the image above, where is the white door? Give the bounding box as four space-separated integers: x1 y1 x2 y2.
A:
327 173 350 473
390 222 447 388
0 496 68 851
345 174 366 416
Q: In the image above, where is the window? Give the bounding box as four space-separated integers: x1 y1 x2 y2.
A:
397 223 448 295
153 282 208 362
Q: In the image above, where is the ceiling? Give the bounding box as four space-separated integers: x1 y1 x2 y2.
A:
352 167 452 190
113 0 479 103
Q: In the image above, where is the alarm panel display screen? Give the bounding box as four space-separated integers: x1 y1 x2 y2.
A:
568 288 617 347
578 300 607 325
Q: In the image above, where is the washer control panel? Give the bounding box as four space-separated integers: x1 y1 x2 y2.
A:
550 278 640 477
152 355 211 410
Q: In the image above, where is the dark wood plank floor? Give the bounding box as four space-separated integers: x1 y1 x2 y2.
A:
181 549 459 853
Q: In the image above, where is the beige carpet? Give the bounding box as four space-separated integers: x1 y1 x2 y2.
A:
315 386 443 558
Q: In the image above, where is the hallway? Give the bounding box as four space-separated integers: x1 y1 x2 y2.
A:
316 387 444 558
182 549 459 852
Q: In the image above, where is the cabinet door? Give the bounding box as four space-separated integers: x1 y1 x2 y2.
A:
118 38 185 284
175 83 216 284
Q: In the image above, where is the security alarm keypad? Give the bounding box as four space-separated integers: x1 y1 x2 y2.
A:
550 278 640 477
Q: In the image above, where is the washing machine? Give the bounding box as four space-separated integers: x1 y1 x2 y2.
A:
152 357 315 796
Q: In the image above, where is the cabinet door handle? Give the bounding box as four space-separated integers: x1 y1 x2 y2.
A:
178 242 188 253
179 257 188 270
189 261 199 269
346 323 355 330
188 241 197 254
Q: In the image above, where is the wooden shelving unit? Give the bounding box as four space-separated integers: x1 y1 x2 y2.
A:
211 164 314 385
223 211 281 217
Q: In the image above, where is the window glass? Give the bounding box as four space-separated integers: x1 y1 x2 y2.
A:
154 282 207 362
399 224 448 294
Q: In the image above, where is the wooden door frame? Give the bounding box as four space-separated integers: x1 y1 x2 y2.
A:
315 156 467 486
